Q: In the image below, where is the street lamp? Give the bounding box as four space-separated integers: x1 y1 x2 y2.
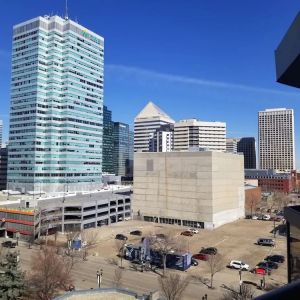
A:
239 268 242 295
96 269 103 288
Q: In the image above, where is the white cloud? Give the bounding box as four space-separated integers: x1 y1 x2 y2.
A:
106 64 299 96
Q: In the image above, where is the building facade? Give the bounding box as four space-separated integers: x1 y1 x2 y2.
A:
149 124 174 152
237 137 256 169
113 122 132 176
258 108 295 172
8 16 104 193
0 147 8 190
134 101 175 152
226 138 239 153
133 151 245 229
173 119 226 152
102 106 114 174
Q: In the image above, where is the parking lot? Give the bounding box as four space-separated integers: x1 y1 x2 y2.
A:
78 218 287 289
3 218 287 299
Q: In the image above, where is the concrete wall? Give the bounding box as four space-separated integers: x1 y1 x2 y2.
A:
133 151 245 229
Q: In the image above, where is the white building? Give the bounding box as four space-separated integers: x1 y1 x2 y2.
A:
149 124 174 152
226 138 240 154
173 119 226 152
134 102 175 152
258 108 295 172
133 151 245 229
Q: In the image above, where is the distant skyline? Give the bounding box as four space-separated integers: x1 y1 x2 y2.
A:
1 1 300 166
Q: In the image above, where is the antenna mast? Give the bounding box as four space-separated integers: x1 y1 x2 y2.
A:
65 0 69 20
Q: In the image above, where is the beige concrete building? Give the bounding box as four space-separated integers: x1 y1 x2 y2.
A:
133 151 245 229
173 119 226 152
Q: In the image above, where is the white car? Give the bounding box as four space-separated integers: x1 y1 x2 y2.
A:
188 228 199 234
229 260 249 271
252 215 258 220
262 214 271 221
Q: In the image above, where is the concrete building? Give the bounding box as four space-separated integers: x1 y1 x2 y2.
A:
0 147 8 190
237 137 257 169
133 151 245 229
149 124 174 152
258 108 295 172
102 106 114 174
173 119 226 152
226 138 239 153
0 185 132 238
134 102 175 152
8 16 104 193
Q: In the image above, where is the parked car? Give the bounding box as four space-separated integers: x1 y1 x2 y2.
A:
130 230 142 236
115 234 128 240
264 255 285 263
181 231 194 236
192 253 209 261
252 215 259 220
262 214 271 221
188 228 199 234
257 261 278 270
1 241 17 248
191 258 199 266
252 267 271 275
155 233 166 239
124 217 131 221
257 238 275 247
200 247 218 255
229 260 249 271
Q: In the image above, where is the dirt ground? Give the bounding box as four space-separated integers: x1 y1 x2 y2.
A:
52 218 287 291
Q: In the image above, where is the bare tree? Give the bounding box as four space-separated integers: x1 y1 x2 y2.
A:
112 267 123 288
271 192 290 212
206 253 224 288
158 272 190 300
245 193 261 217
221 284 255 300
81 228 99 260
28 247 73 300
150 233 177 276
115 240 127 268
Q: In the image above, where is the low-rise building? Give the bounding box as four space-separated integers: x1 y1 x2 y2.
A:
133 151 245 229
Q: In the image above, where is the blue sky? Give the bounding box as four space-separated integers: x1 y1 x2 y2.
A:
1 1 300 165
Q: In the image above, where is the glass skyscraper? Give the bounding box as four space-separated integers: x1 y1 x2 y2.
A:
102 106 114 174
8 16 104 193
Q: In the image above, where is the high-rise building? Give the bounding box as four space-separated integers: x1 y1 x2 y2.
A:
0 146 8 190
134 101 175 152
226 138 239 154
149 124 174 152
113 122 132 176
173 119 226 152
102 106 114 174
0 120 2 147
8 16 104 193
258 108 295 172
237 137 256 169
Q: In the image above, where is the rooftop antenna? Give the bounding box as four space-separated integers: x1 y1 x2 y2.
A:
65 0 69 20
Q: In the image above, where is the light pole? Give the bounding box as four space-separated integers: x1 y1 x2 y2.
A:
239 268 242 295
96 269 103 288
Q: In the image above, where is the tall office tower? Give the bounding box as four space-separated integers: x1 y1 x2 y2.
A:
0 146 8 190
237 137 256 169
174 119 226 152
149 124 174 152
258 108 295 172
226 138 239 154
126 131 134 177
134 101 175 152
102 106 114 174
0 120 2 147
8 16 104 193
113 122 132 176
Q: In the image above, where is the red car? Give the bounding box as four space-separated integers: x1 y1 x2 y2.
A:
181 231 194 236
192 253 209 261
253 267 270 275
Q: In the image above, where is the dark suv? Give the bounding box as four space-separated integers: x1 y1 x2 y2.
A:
130 230 142 236
200 247 218 255
265 255 285 263
2 241 17 248
115 234 128 241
